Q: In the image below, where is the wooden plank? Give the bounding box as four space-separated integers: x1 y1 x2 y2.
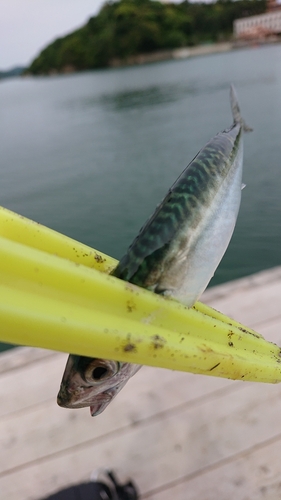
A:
0 353 67 416
258 316 281 345
0 346 57 375
145 431 281 499
2 379 281 500
0 366 235 472
204 267 281 303
0 268 281 500
203 267 281 328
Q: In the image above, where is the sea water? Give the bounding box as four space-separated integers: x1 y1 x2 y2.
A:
1 43 281 351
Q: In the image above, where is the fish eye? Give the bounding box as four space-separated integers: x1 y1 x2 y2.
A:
84 359 119 385
92 366 108 380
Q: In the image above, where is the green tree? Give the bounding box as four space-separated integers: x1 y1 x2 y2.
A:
26 0 267 75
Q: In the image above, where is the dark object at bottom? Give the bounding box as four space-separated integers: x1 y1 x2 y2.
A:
41 470 139 500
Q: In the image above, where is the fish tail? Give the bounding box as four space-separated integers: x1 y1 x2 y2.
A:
230 84 253 133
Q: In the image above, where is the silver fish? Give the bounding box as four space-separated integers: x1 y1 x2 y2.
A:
57 85 251 416
57 357 140 416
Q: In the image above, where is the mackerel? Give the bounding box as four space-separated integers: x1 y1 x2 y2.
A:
57 85 251 416
113 85 251 305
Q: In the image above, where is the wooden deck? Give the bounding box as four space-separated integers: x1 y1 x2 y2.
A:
1 267 281 500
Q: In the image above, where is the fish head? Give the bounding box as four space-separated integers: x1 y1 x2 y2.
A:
57 355 140 416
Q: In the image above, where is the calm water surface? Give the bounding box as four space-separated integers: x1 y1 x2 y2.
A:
1 44 281 351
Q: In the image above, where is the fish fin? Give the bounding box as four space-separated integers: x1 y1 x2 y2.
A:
241 183 246 190
230 84 253 133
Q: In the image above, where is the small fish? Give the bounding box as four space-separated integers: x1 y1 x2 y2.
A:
57 85 251 416
57 356 141 416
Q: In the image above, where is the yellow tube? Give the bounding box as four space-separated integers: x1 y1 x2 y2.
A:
0 207 280 383
0 206 264 339
0 205 117 273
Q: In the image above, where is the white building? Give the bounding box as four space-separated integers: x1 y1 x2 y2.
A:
234 10 281 39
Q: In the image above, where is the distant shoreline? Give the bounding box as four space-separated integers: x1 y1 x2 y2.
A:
109 42 234 68
44 42 235 75
109 37 281 68
19 37 281 78
44 37 281 76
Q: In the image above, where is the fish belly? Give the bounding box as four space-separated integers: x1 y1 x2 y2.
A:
159 146 243 307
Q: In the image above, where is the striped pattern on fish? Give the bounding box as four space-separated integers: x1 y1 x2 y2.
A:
113 85 250 306
57 85 252 416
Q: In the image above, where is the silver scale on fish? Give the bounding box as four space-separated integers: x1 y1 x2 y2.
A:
57 85 252 417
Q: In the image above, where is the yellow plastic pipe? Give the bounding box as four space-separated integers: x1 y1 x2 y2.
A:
0 206 280 383
0 205 116 273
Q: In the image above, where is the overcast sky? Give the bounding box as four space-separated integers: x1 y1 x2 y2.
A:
1 0 105 69
1 0 205 70
3 0 275 70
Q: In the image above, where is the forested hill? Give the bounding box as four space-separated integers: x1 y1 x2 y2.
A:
27 0 266 75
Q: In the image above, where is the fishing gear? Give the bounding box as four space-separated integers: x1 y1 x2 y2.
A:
0 206 280 384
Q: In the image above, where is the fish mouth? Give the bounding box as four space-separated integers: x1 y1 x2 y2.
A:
90 392 113 416
57 384 116 416
57 384 89 409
